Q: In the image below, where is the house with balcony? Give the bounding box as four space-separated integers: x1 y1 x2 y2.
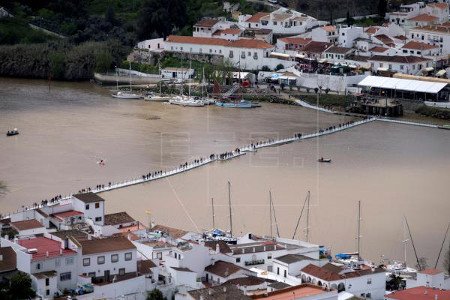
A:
410 25 450 55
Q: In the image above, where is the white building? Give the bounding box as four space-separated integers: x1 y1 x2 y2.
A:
368 55 432 74
161 68 195 80
76 236 137 280
238 8 319 35
299 263 386 300
405 268 450 289
204 260 254 285
10 219 46 237
338 26 365 48
409 25 450 55
272 254 326 278
311 25 338 44
71 193 105 226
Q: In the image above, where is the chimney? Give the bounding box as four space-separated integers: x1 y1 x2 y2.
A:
59 249 63 255
253 247 256 253
263 246 266 251
0 254 3 261
216 243 220 254
46 251 49 257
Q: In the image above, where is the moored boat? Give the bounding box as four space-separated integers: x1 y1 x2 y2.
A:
318 157 332 163
111 91 141 99
6 128 19 136
215 99 260 108
144 93 171 102
169 96 205 107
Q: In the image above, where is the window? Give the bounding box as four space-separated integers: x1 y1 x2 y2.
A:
119 268 125 275
45 278 50 286
85 204 89 210
229 50 233 58
277 267 280 275
273 21 277 25
65 257 74 265
342 33 345 36
83 258 90 266
367 278 372 284
209 49 212 53
55 259 60 267
97 256 105 265
95 217 102 222
111 254 119 263
125 252 132 261
46 289 50 296
88 272 96 277
180 47 183 51
248 51 251 56
36 263 41 270
60 272 71 281
284 270 287 277
267 254 272 259
95 202 100 209
236 258 241 263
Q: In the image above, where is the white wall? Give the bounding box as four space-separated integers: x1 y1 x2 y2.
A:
32 275 58 299
72 197 104 226
77 275 148 300
80 248 137 278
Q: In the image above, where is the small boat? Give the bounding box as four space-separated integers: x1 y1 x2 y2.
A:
318 157 332 163
144 93 171 102
215 100 260 108
6 128 19 136
111 91 141 99
438 125 450 130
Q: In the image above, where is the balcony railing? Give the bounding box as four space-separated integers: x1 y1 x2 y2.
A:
245 259 265 266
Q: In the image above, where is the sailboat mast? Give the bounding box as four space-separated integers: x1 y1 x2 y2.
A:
270 191 280 238
357 200 361 261
129 61 132 91
116 66 119 91
434 222 450 269
291 191 309 239
404 215 421 270
306 191 310 242
228 181 233 237
211 198 215 229
269 191 273 238
188 58 192 97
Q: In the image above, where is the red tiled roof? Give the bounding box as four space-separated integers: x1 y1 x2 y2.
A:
252 284 328 299
151 224 188 239
365 26 380 35
228 39 273 49
395 35 407 41
247 12 270 23
324 46 352 54
419 268 442 275
370 46 389 53
219 28 242 35
194 18 219 28
322 25 336 32
301 263 384 282
412 25 450 33
369 55 431 63
386 286 450 300
402 41 438 50
301 41 332 53
278 37 311 46
205 260 244 278
18 237 76 261
374 34 394 46
10 219 44 231
104 212 135 226
52 210 83 221
0 247 16 272
78 236 136 255
408 14 438 22
428 3 448 10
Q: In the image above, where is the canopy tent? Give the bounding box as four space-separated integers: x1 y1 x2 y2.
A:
358 76 447 94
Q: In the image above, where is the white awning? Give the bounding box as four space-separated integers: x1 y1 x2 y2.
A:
436 69 446 77
358 76 448 94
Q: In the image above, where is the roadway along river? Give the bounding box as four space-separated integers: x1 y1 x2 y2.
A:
1 78 449 268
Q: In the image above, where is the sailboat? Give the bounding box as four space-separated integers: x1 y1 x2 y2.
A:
169 59 205 107
200 68 215 105
112 62 140 99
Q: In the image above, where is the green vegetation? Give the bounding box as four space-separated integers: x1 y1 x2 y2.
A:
147 288 166 300
0 272 36 300
0 18 55 45
0 40 128 80
415 105 450 120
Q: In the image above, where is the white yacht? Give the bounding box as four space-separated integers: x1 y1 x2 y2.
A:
169 96 205 107
112 91 141 99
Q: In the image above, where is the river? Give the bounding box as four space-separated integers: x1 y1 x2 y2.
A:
1 78 449 268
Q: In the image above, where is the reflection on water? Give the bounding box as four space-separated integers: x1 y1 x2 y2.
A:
1 78 449 268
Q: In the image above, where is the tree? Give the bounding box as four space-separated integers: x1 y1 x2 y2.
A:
377 0 388 19
8 272 35 299
444 242 450 275
105 6 117 25
147 288 165 300
261 65 271 71
275 64 284 71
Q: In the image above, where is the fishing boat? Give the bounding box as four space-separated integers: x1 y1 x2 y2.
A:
6 128 19 136
318 157 332 163
216 99 260 108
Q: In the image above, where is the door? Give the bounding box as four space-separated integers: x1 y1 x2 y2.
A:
104 270 110 282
